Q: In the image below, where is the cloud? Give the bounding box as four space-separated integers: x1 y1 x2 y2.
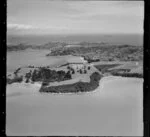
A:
7 23 72 35
7 23 38 30
7 23 69 31
7 1 144 35
67 1 143 18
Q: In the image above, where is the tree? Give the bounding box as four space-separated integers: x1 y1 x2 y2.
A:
65 71 72 79
31 69 37 82
84 69 87 74
25 78 29 83
79 69 83 74
72 69 75 74
67 66 70 70
25 72 31 79
42 81 49 86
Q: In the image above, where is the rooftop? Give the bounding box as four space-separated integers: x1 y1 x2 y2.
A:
66 56 87 64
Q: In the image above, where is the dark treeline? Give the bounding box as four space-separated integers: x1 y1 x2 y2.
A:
27 67 72 83
111 72 143 78
7 67 72 84
39 72 102 93
7 76 23 84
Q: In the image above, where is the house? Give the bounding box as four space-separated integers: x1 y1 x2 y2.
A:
66 56 87 70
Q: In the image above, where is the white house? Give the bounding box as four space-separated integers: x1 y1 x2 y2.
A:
66 56 87 70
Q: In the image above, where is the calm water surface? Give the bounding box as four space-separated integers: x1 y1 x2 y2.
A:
6 77 143 136
7 49 78 73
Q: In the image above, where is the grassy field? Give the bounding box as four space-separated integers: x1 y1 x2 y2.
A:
94 64 121 73
94 61 143 77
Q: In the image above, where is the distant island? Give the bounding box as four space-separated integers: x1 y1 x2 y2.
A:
46 44 143 62
7 42 143 62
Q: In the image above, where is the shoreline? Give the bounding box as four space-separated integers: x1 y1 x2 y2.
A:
6 76 143 97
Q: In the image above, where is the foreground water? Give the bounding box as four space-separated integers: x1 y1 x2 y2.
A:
6 76 143 136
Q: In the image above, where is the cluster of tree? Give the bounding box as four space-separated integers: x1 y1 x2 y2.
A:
78 69 87 74
67 65 90 75
28 65 35 68
110 69 131 73
14 67 21 75
7 67 73 84
40 72 102 93
7 76 23 84
67 66 75 74
111 72 143 78
25 71 32 83
88 66 91 70
30 67 72 83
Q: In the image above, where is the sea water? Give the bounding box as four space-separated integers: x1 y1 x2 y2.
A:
6 76 143 136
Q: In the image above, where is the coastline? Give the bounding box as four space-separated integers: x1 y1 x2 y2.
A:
6 76 143 98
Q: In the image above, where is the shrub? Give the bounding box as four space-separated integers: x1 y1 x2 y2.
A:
67 66 70 70
88 66 91 70
42 81 49 86
111 72 143 78
25 78 29 83
64 71 72 79
7 76 23 84
84 70 87 74
25 72 31 79
72 69 75 74
79 69 83 74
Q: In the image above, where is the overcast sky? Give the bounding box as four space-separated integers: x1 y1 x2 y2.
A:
7 0 144 35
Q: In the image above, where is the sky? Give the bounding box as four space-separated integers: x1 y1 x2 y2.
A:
7 0 144 35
